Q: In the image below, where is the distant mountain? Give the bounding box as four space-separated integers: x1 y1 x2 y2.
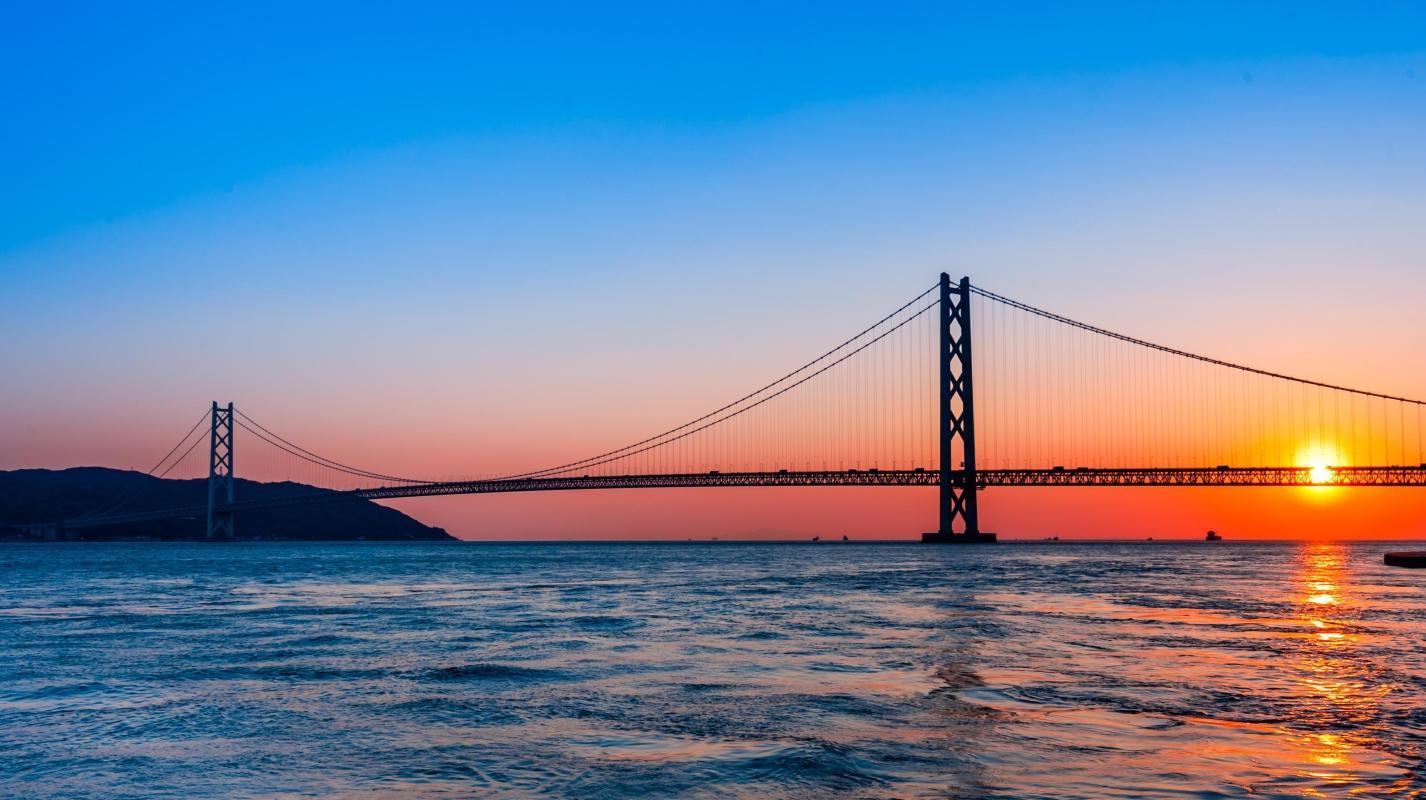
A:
0 468 454 541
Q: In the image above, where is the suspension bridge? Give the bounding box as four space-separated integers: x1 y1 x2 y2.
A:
42 274 1426 542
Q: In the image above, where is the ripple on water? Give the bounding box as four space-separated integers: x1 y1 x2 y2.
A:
1 540 1425 799
421 662 566 682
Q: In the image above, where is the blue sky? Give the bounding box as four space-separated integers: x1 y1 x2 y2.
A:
2 2 1425 537
4 2 1424 248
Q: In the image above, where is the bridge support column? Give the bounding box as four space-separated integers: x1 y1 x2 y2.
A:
22 522 65 541
924 274 996 543
207 402 235 539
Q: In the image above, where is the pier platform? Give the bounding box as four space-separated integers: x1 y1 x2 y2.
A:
921 531 998 543
1384 551 1426 568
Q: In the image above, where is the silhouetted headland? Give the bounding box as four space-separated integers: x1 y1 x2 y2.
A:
0 468 453 541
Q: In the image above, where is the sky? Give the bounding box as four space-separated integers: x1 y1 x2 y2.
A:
3 2 1425 539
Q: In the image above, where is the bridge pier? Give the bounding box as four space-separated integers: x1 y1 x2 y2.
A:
21 522 66 541
924 274 996 544
207 402 235 539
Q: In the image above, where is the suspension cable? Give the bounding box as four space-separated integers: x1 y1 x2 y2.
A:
233 417 423 484
234 410 425 483
970 285 1425 405
69 410 210 520
506 300 939 478
495 282 940 480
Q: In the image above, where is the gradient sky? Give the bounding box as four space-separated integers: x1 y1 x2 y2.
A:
3 2 1425 539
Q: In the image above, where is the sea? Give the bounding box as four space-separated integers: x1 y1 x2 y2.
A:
2 540 1423 799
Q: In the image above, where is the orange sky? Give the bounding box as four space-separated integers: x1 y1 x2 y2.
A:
374 484 1426 541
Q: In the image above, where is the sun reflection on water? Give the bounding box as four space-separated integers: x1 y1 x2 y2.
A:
1284 542 1383 785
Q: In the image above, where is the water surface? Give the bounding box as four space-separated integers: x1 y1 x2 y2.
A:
2 541 1424 798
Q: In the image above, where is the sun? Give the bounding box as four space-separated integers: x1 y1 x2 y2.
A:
1295 444 1341 488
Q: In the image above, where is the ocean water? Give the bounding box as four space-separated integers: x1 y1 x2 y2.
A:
1 541 1424 799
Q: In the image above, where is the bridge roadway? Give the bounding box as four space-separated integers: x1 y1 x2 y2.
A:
56 465 1426 530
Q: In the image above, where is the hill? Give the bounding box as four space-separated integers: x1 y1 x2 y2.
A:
0 467 454 541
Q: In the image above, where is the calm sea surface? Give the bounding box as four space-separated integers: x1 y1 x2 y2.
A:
2 541 1425 799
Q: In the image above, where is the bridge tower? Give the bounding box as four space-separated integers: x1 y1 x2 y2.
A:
206 401 235 539
924 274 996 543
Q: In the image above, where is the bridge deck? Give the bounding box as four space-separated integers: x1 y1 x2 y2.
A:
357 465 1426 499
56 466 1426 529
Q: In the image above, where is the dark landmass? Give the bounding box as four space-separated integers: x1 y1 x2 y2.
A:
0 467 454 541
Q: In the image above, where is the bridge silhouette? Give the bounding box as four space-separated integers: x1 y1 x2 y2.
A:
51 274 1426 541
